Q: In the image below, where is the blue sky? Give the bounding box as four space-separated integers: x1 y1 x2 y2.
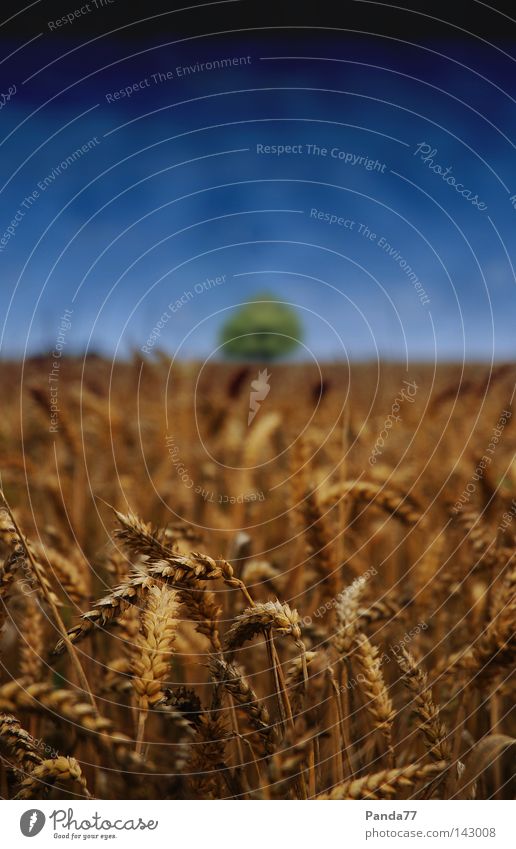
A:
0 32 515 361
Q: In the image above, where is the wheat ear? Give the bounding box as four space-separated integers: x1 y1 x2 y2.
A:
353 633 395 764
334 580 365 656
442 567 515 687
225 600 303 653
0 491 96 710
318 761 447 799
0 713 43 770
302 489 339 599
209 657 277 754
33 541 89 605
115 511 254 604
132 584 180 754
15 756 90 799
395 646 451 763
178 581 222 653
187 712 231 799
53 571 155 654
321 480 424 526
19 595 45 683
0 679 112 738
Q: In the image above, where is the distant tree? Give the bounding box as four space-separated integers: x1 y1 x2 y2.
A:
219 293 303 361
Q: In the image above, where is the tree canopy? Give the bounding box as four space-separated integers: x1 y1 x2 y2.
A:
219 294 303 360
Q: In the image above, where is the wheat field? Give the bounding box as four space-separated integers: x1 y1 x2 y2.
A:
0 356 514 799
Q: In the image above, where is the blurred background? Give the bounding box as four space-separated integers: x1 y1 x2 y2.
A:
0 0 515 362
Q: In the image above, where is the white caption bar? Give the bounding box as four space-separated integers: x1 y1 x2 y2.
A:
3 800 512 848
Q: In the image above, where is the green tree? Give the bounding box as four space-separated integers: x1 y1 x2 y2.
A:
219 294 303 360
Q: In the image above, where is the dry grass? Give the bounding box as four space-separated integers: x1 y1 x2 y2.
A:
0 357 514 799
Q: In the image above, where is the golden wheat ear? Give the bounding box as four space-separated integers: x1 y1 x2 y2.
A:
131 584 180 754
15 756 90 800
0 713 43 771
320 479 425 526
53 571 155 655
317 761 448 799
209 657 277 755
352 633 395 766
395 646 451 764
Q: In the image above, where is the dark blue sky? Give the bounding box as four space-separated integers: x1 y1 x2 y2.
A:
1 27 515 361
